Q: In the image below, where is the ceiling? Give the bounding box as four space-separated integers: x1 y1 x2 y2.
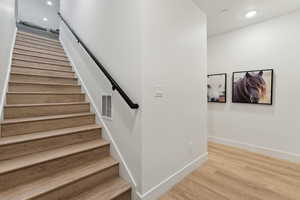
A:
193 0 300 36
18 0 60 30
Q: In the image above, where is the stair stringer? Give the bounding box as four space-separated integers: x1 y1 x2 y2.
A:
0 27 17 121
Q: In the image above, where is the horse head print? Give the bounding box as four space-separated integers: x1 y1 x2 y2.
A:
233 70 269 104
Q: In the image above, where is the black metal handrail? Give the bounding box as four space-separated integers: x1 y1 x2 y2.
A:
18 20 59 35
58 13 139 109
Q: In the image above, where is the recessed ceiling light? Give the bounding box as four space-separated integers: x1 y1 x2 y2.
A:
245 10 257 19
47 1 53 6
43 17 48 22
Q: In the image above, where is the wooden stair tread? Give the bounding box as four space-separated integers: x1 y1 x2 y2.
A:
18 31 60 43
15 41 65 53
0 124 101 146
9 81 78 87
11 67 75 77
12 57 71 67
0 139 110 175
13 50 69 62
3 102 90 119
68 177 131 200
11 68 75 79
12 59 71 67
12 64 73 72
6 92 85 105
16 37 62 47
5 102 88 108
14 45 68 58
0 156 117 200
2 112 94 125
15 41 64 52
12 61 73 72
7 92 83 96
13 52 69 63
16 36 62 48
10 72 77 79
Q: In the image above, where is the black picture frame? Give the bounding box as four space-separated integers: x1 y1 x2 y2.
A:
232 69 274 105
207 73 227 103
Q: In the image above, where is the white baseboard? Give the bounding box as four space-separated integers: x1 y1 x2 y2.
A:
136 152 208 200
0 27 17 120
59 27 138 196
209 136 300 163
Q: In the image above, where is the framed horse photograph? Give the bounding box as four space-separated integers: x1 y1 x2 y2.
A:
232 69 274 105
207 73 227 103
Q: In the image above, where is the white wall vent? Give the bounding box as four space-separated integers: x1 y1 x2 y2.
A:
101 94 112 119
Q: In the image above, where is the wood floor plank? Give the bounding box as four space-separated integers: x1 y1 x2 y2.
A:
160 142 300 200
209 142 300 172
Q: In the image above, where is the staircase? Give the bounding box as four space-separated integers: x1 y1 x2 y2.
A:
0 31 131 200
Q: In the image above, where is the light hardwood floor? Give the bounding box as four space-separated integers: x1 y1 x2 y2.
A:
160 142 300 200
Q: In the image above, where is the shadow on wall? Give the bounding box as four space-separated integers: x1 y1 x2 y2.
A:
229 104 275 116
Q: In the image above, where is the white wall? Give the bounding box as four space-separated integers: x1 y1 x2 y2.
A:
140 0 207 198
60 0 207 199
0 0 16 118
18 0 60 30
59 0 143 194
208 10 300 162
